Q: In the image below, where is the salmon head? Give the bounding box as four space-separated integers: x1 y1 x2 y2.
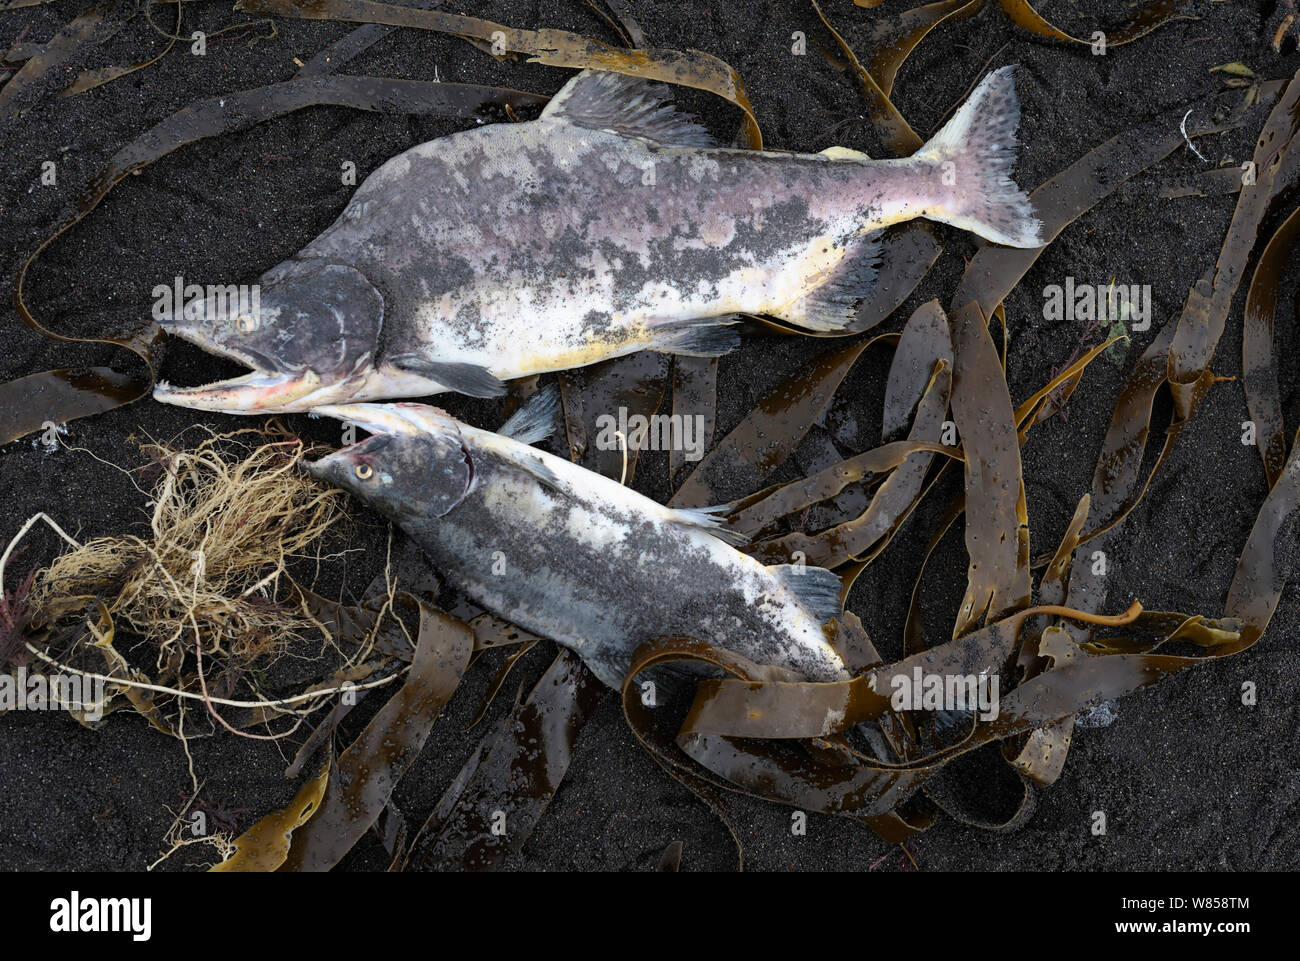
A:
306 403 474 522
153 260 383 413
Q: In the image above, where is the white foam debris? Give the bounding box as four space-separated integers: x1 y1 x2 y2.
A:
1076 700 1120 728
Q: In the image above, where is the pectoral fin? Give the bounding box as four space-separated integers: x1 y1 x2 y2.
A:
669 503 748 547
389 355 507 398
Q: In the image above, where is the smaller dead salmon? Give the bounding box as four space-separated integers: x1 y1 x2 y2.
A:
306 388 850 688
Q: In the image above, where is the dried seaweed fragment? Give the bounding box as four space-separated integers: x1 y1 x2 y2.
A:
234 0 763 147
210 754 330 872
402 649 603 871
278 601 472 871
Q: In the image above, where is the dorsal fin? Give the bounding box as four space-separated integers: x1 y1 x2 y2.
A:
499 384 559 445
768 564 843 625
541 69 715 147
668 503 748 547
769 231 882 332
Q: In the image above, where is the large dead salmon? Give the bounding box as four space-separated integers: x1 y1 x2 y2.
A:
155 67 1040 413
306 388 850 688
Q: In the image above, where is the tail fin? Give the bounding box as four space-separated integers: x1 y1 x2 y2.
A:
919 65 1042 249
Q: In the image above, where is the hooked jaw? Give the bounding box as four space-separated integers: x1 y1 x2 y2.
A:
154 369 324 413
151 328 370 413
151 319 327 413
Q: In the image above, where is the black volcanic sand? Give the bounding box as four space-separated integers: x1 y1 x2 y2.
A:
1 0 1298 871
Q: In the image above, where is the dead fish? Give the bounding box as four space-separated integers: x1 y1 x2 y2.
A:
306 387 849 688
155 66 1041 414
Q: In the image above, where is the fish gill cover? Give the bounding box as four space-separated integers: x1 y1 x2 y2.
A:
0 0 1297 872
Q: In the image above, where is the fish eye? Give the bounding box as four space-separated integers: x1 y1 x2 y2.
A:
236 313 259 333
354 462 374 480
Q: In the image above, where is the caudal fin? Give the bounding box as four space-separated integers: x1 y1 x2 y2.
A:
919 65 1042 248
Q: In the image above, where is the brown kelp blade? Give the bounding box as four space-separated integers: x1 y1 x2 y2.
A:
234 0 763 147
1 73 549 445
883 300 954 443
670 335 894 508
0 368 144 445
1064 75 1299 553
743 302 955 569
808 0 918 154
675 602 1240 742
618 600 1249 824
1168 69 1300 415
559 352 671 484
948 301 1030 636
1242 203 1300 486
919 296 1029 825
583 0 646 48
1225 444 1300 648
735 438 956 540
669 356 718 486
997 0 1196 47
402 649 604 871
865 1 986 98
60 1 185 97
0 3 123 116
1003 493 1092 786
277 601 472 872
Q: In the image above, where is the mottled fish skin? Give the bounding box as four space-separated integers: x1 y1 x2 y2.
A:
155 67 1039 412
310 128 913 372
307 401 849 689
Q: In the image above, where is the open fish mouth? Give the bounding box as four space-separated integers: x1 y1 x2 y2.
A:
314 404 430 439
306 404 464 475
153 368 327 413
153 322 330 413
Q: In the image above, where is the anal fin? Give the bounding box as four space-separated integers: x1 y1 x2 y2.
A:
770 232 882 333
651 317 742 358
768 564 843 625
